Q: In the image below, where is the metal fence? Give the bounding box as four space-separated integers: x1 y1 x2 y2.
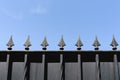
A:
0 36 119 80
0 50 120 80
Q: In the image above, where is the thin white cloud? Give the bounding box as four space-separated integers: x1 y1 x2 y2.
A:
0 8 23 20
30 6 47 14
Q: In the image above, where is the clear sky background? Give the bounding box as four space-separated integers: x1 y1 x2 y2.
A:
0 0 120 50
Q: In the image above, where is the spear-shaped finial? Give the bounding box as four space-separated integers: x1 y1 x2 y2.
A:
58 36 66 50
41 36 49 50
24 36 31 50
110 35 118 50
75 35 83 50
7 36 14 50
93 36 101 50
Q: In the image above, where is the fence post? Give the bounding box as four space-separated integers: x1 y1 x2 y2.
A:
7 36 14 80
93 36 101 80
75 36 83 80
41 36 49 80
24 36 31 80
110 36 119 80
58 36 66 80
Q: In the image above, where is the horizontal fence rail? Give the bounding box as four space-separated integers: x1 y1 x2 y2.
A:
0 51 120 80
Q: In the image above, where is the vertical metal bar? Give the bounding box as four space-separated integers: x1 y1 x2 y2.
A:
80 54 83 80
24 54 30 80
60 54 65 80
43 54 48 80
78 54 82 80
96 54 101 80
7 54 12 80
114 54 119 80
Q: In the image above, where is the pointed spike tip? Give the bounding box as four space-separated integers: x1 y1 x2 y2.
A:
41 36 49 48
92 36 101 48
110 35 118 48
7 36 14 48
75 36 83 48
58 36 66 48
24 36 32 48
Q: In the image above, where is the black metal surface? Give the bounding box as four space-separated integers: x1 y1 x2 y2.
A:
7 54 12 80
0 51 119 80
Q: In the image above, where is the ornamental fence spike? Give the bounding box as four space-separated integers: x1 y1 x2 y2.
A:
110 35 118 50
41 36 49 50
93 36 101 50
58 36 66 50
7 36 14 50
75 35 83 50
24 36 31 50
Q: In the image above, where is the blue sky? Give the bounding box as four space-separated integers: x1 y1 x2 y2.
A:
0 0 120 50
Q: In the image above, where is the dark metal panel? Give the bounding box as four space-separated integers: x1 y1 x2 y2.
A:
45 53 60 62
99 53 114 62
28 53 42 62
0 53 7 61
83 62 96 80
81 53 96 62
0 62 8 80
48 63 61 80
7 53 25 80
63 53 78 62
30 63 44 80
29 53 44 80
118 63 120 79
11 63 24 80
100 62 114 80
0 52 7 80
65 54 81 80
0 51 119 80
65 63 81 80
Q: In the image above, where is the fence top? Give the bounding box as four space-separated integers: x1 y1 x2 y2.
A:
3 35 120 50
0 50 120 52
